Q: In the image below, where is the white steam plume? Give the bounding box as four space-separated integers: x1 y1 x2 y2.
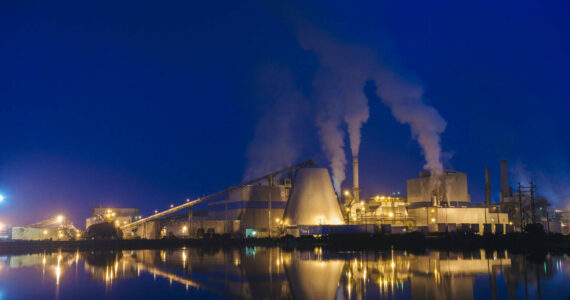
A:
244 65 308 181
372 73 447 175
313 71 347 192
297 29 370 191
297 28 446 182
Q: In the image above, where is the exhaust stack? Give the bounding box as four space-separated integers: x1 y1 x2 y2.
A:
500 160 509 201
485 167 491 206
353 157 359 203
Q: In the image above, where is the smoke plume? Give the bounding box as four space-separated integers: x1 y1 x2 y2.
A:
372 72 447 175
244 65 308 181
297 28 446 190
297 29 370 191
510 159 570 209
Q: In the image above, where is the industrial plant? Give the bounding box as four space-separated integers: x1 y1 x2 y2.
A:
99 157 565 239
4 157 567 241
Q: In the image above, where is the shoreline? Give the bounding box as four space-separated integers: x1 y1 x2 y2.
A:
0 232 568 256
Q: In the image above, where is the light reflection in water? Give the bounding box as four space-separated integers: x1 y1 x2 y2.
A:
0 248 568 299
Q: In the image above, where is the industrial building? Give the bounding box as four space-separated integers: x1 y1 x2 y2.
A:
406 170 510 234
86 207 140 229
407 170 471 207
191 183 291 238
10 215 81 240
120 156 519 238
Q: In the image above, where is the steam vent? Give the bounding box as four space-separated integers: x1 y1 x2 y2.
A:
283 168 345 226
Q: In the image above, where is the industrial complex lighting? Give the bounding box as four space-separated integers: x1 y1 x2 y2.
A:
0 223 4 230
43 230 48 235
344 190 349 196
275 218 280 223
56 215 64 223
182 226 188 232
155 210 158 214
186 198 190 202
431 218 436 223
388 212 394 218
170 204 174 208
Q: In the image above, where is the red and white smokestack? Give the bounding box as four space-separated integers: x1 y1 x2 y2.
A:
353 157 359 203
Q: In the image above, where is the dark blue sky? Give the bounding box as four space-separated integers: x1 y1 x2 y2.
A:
1 1 569 227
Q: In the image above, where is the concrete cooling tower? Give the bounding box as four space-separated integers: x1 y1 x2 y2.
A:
283 168 345 226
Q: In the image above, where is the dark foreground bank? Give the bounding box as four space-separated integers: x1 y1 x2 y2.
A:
0 232 568 256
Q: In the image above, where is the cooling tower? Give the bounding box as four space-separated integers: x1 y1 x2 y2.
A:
283 168 345 226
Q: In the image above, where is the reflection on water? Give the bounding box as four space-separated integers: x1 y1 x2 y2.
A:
0 247 568 299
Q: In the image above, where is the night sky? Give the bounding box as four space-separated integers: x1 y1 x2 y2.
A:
1 1 569 227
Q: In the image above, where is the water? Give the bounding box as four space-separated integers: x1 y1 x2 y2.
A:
0 247 568 299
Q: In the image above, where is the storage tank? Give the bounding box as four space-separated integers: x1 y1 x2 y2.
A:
283 168 345 226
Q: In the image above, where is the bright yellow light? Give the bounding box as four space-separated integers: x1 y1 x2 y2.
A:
431 208 435 213
375 196 380 200
388 212 394 217
380 196 385 200
509 221 513 225
154 210 158 214
182 226 188 232
186 198 190 202
0 223 4 230
56 215 64 223
275 218 280 222
346 208 350 211
115 220 120 226
344 190 350 196
76 233 81 237
431 218 436 222
111 212 116 217
43 230 48 235
360 201 364 205
170 204 174 208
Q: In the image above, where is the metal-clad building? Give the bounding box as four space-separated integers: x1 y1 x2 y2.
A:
189 184 290 237
407 170 470 207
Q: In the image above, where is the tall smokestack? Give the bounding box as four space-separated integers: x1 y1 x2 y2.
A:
500 160 509 202
485 167 491 206
353 157 359 203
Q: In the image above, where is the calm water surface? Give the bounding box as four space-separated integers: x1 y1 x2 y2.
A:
0 247 568 299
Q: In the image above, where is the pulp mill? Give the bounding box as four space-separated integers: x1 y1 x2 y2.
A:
109 155 516 239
